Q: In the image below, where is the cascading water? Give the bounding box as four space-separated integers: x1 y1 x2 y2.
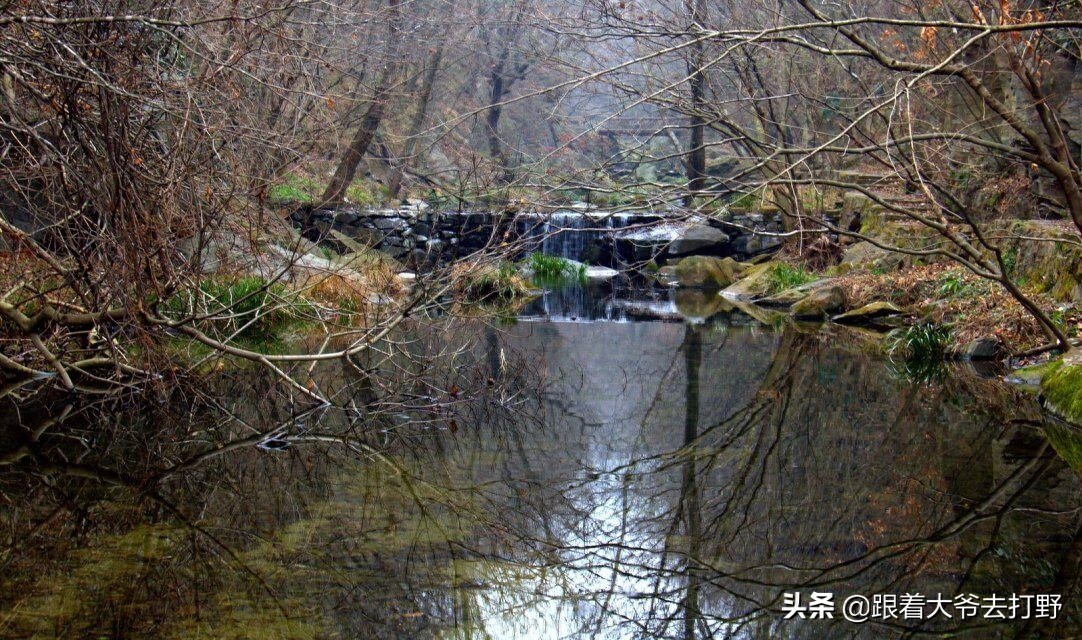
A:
524 210 633 267
515 209 654 321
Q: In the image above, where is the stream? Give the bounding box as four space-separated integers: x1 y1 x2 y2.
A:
0 288 1078 639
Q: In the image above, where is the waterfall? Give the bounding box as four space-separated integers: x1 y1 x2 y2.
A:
527 210 632 267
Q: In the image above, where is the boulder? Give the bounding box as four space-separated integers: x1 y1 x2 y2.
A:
673 256 744 290
790 285 846 319
832 301 905 326
1040 350 1082 427
954 336 1006 361
730 233 782 256
841 241 903 271
758 279 829 307
721 261 778 300
667 224 730 256
656 265 680 287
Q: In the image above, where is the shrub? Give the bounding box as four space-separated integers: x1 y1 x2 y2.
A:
454 261 531 302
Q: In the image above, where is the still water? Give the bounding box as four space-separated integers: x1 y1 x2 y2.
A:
0 292 1078 639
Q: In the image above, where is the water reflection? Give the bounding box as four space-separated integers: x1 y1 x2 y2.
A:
0 314 1077 639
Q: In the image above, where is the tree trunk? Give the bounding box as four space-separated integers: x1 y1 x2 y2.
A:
388 44 444 201
684 0 708 206
319 0 401 206
320 96 389 205
486 64 514 184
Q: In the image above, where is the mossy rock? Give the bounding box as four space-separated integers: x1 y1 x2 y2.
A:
791 285 846 319
758 278 831 307
832 301 905 326
656 265 680 287
999 221 1082 303
1041 350 1082 426
722 261 778 299
1043 422 1082 473
673 256 744 290
840 241 904 271
1009 359 1062 391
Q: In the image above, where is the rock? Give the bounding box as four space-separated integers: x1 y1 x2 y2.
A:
841 241 903 271
954 336 1006 360
832 301 905 326
667 224 730 256
730 233 782 256
656 266 680 287
1040 350 1082 427
584 265 619 279
673 256 743 290
334 210 360 225
373 216 405 231
758 279 829 307
721 261 778 300
790 285 846 319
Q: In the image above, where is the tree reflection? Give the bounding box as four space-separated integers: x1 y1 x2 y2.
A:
0 319 1077 639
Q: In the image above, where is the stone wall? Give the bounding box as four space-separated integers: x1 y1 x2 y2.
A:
288 204 787 267
289 204 515 264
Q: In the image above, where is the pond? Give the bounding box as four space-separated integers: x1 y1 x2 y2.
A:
0 291 1077 639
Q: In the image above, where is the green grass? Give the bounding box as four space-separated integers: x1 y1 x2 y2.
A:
767 263 817 294
936 270 976 298
345 182 390 207
728 191 757 210
885 322 953 383
268 173 389 207
164 276 309 338
268 174 323 204
526 253 587 288
887 322 952 360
